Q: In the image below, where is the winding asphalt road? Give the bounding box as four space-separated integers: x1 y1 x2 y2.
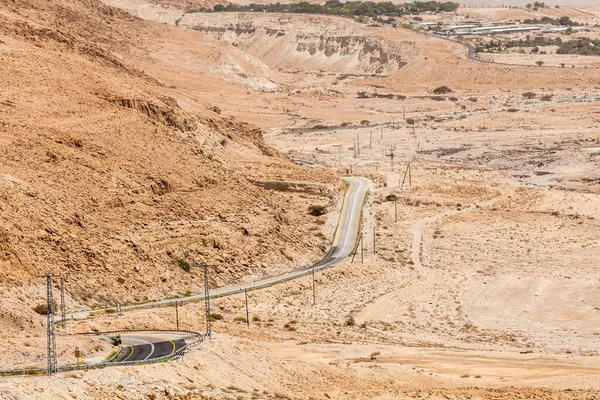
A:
64 176 370 324
113 336 187 363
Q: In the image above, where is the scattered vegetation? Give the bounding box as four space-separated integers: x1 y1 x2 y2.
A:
176 258 191 272
33 300 58 315
385 194 397 202
308 205 327 216
109 334 122 346
189 1 460 17
209 313 224 321
433 85 453 94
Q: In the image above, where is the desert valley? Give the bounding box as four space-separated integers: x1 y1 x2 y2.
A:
1 0 600 398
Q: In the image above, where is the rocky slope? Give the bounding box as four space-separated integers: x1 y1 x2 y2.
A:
180 13 411 77
0 0 339 323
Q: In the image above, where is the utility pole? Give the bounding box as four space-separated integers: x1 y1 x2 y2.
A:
42 274 57 376
175 301 179 330
394 198 398 222
356 133 360 156
384 146 396 171
403 106 406 120
401 162 411 188
392 117 395 130
59 276 66 330
369 131 373 149
338 145 342 165
244 288 249 327
360 232 364 264
380 126 383 141
311 269 316 305
408 162 412 187
354 140 357 158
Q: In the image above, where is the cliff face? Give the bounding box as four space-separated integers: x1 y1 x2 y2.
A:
181 13 410 76
0 0 339 320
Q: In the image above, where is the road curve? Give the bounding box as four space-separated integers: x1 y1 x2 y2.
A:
64 176 370 320
113 336 186 363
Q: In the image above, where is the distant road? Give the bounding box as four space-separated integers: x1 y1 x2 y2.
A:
65 176 370 320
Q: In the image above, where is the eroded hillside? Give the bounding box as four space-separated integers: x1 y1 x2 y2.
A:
0 0 340 323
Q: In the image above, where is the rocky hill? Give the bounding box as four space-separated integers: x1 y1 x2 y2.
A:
0 0 339 324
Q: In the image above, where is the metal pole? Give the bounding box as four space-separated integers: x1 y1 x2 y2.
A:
244 288 249 327
203 262 211 337
175 301 179 330
59 276 66 330
408 162 412 187
360 233 364 264
312 269 316 305
45 275 57 376
395 198 398 222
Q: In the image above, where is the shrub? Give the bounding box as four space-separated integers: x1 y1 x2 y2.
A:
433 86 453 94
33 300 58 315
522 92 536 99
252 315 261 322
340 122 350 127
109 334 122 346
345 315 356 326
176 259 191 272
385 194 397 202
209 313 224 321
233 316 247 323
360 119 370 125
541 94 553 101
308 205 327 216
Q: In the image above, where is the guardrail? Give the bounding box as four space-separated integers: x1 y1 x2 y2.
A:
0 331 204 376
77 329 202 337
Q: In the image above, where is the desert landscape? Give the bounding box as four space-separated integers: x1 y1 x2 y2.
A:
1 0 600 398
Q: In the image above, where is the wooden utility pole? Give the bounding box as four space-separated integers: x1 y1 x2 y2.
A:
394 198 398 222
360 233 364 264
400 162 411 188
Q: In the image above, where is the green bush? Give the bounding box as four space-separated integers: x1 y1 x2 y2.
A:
176 259 191 272
109 334 122 346
308 205 327 216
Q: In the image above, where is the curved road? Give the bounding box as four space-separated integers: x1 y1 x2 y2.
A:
113 336 187 363
65 176 370 319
